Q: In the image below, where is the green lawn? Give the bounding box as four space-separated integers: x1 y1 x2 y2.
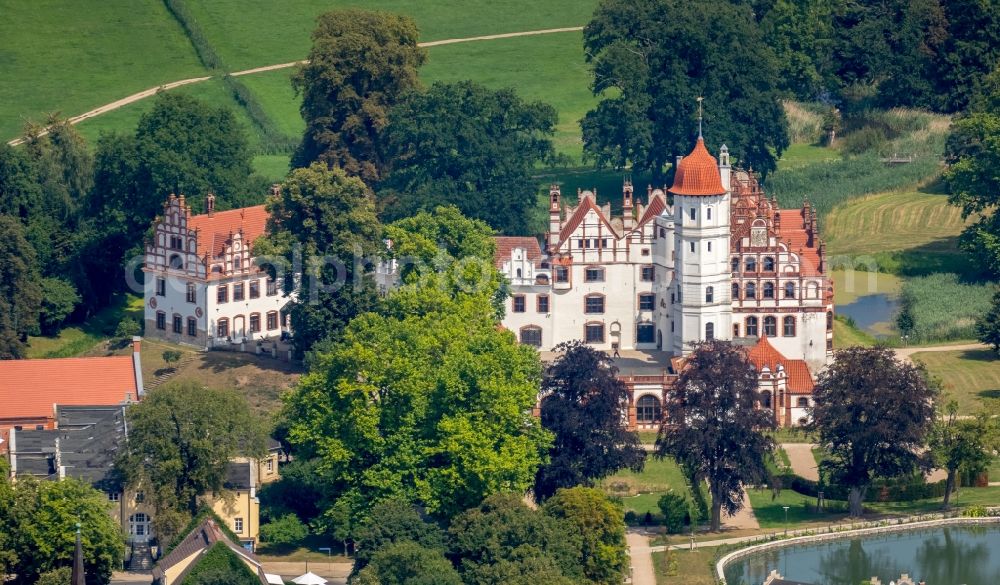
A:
833 317 877 348
653 546 719 585
910 349 1000 415
602 456 693 517
235 69 305 138
776 143 837 171
185 0 598 71
0 0 206 142
747 487 843 530
25 293 142 358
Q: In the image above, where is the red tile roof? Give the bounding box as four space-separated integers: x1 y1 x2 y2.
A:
494 236 543 268
747 336 814 393
187 205 268 257
669 138 725 196
635 191 667 229
776 210 822 276
557 194 620 248
0 356 138 421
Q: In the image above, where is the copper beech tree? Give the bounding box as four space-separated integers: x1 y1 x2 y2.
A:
655 339 775 532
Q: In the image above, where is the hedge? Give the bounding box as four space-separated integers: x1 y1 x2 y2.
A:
774 473 952 503
180 542 259 585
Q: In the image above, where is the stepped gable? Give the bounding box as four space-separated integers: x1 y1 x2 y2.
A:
494 236 543 269
556 190 620 247
776 209 822 276
669 138 726 196
747 336 814 392
187 205 268 257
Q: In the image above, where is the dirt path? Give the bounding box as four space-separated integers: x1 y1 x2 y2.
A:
782 443 820 482
5 26 584 146
894 342 989 361
626 530 657 585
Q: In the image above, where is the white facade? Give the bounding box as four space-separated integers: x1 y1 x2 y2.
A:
143 195 292 351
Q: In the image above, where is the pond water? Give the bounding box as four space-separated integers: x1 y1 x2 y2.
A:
723 524 1000 585
837 293 899 337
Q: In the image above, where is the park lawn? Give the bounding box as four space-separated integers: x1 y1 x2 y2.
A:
184 0 598 71
653 546 720 585
776 143 836 171
0 0 206 142
25 294 142 358
746 487 845 530
865 486 1000 514
910 349 1000 415
833 317 877 348
824 188 970 257
602 456 695 518
988 457 1000 483
255 534 349 563
75 78 264 149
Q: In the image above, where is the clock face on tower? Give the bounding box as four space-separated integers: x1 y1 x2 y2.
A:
751 227 767 248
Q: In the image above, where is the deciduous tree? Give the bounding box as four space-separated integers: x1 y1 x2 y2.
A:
581 0 789 176
655 340 775 531
542 487 629 585
354 541 462 585
381 81 558 234
534 341 645 500
292 9 427 182
977 288 1000 353
809 346 937 517
929 401 997 509
115 382 268 541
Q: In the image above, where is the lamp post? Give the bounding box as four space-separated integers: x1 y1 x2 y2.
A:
319 547 332 574
783 506 790 536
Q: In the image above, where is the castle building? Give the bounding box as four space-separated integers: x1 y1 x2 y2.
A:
496 136 834 427
142 194 292 352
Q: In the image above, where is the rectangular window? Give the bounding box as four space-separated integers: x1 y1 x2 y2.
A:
156 312 166 330
169 235 183 250
585 323 605 344
234 518 243 534
578 239 585 249
266 459 274 473
233 283 245 301
641 248 650 256
172 315 182 334
217 320 229 338
602 238 609 249
156 278 166 297
689 241 695 253
266 278 278 296
135 491 144 503
217 285 228 303
636 323 655 343
249 314 261 333
249 280 260 299
512 295 526 313
520 327 543 347
186 282 196 303
267 312 278 331
584 267 604 282
537 295 550 313
108 492 120 502
707 241 712 252
585 296 605 314
641 266 655 282
187 317 197 337
555 266 569 283
639 294 655 311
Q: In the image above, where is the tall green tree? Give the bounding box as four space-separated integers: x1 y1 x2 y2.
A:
759 0 835 99
929 401 997 509
2 476 124 585
260 163 382 356
293 9 427 182
581 0 789 176
0 215 43 358
655 340 775 531
809 346 937 517
448 493 582 585
282 287 550 521
354 541 462 585
534 341 645 500
542 487 629 585
933 0 1000 112
115 382 268 542
351 500 449 573
381 81 559 234
977 288 1000 353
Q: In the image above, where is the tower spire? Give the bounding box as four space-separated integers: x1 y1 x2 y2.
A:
696 96 704 138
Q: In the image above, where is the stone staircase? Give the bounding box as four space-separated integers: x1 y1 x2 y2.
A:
128 542 154 571
144 351 199 392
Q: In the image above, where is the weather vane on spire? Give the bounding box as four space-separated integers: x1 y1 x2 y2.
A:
696 96 704 138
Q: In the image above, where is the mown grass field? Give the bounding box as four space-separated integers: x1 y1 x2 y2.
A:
0 0 206 142
602 456 694 518
654 546 719 585
910 348 1000 414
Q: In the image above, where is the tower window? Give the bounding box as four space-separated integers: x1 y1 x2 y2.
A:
707 207 712 220
705 286 714 303
689 208 696 221
639 293 655 311
640 266 655 282
707 241 712 252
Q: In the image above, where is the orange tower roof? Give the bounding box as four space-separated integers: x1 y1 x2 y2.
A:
669 138 725 196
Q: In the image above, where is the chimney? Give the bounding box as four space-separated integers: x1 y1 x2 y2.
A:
549 185 562 249
132 336 145 398
206 193 216 217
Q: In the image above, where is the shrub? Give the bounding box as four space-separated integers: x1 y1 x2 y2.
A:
36 567 71 585
963 505 987 518
657 492 691 534
162 350 182 367
181 542 259 585
259 514 309 547
114 318 141 340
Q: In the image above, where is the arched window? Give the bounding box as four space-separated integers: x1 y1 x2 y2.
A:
731 257 739 273
732 283 740 300
763 256 775 272
745 257 757 272
761 390 772 409
705 322 714 340
784 282 796 298
797 397 809 408
783 316 796 337
516 268 522 278
764 316 777 336
636 395 662 423
169 254 184 270
746 282 756 299
763 282 775 299
827 311 834 331
705 286 714 303
746 316 759 337
520 326 543 347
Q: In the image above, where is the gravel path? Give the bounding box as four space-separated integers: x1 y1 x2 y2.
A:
626 530 657 585
782 443 820 482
